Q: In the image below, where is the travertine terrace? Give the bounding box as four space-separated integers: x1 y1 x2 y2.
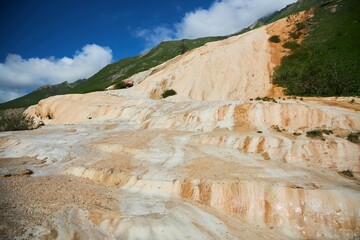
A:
1 12 359 239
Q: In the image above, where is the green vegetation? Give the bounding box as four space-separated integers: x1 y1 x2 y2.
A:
306 129 333 138
296 22 306 31
113 81 127 89
273 0 360 96
347 132 360 143
64 37 225 94
338 169 354 178
0 36 224 110
283 41 300 50
265 0 320 23
113 81 133 89
0 81 83 110
162 89 177 99
255 97 277 103
268 35 281 43
234 0 320 36
0 110 38 132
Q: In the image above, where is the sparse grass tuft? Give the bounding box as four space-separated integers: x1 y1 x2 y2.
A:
306 129 333 138
283 41 300 50
338 170 354 178
162 89 177 99
0 111 38 132
347 132 360 143
269 35 281 43
255 97 277 103
306 130 323 138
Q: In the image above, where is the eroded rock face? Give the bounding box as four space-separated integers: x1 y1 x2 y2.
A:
1 12 360 240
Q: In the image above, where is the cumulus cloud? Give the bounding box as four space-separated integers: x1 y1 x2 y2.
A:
135 26 175 53
136 0 297 49
0 44 112 103
0 89 26 103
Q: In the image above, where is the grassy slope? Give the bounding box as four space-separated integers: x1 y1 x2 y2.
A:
235 0 319 35
0 37 223 110
0 82 74 110
70 37 225 93
273 0 360 96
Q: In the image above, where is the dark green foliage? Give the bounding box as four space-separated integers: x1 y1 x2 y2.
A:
178 40 189 54
0 81 82 110
347 132 360 143
296 22 306 31
273 0 360 96
283 41 300 50
114 81 127 89
338 170 354 178
306 130 323 138
0 111 37 132
269 35 281 43
289 31 301 40
255 97 277 103
162 89 177 99
322 129 333 135
306 129 333 138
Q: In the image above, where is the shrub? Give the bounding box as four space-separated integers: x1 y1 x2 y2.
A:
289 31 301 39
322 129 333 135
347 132 360 143
0 111 36 132
296 22 306 31
283 41 300 50
306 130 323 138
162 89 177 99
114 81 126 89
254 97 277 103
114 80 134 89
268 35 281 43
338 170 354 178
306 129 333 138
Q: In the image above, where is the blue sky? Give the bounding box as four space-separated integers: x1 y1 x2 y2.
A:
0 0 296 102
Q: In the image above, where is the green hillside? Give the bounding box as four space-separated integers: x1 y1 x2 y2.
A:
69 37 225 93
272 0 360 96
0 80 83 110
0 37 224 110
235 0 319 35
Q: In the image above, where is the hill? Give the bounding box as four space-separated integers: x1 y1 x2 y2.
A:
272 0 360 96
0 37 224 110
0 0 324 110
0 80 84 110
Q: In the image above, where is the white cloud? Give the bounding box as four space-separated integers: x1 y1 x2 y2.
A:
0 89 26 103
0 44 112 103
136 0 297 49
135 26 175 52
